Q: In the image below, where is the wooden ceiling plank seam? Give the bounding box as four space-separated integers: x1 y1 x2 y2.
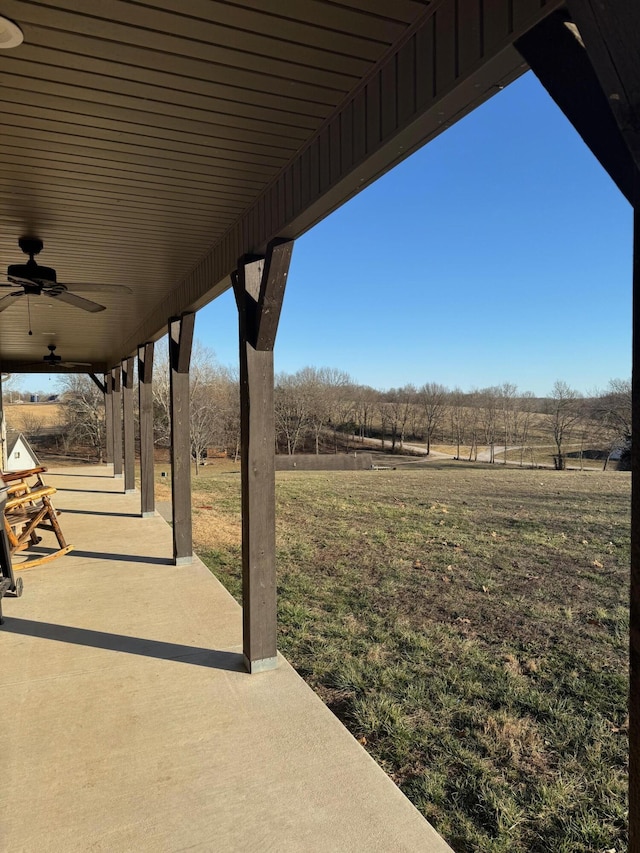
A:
0 151 269 194
17 36 338 112
0 172 257 208
125 0 391 58
0 146 270 187
221 0 421 37
6 2 360 93
0 137 279 184
15 0 380 77
0 78 315 143
0 243 224 270
2 126 284 178
0 210 228 237
0 114 288 167
0 241 216 264
115 0 561 362
3 100 295 163
0 196 243 226
0 227 225 251
3 57 326 128
28 0 411 46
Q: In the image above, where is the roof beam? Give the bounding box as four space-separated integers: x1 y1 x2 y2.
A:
116 0 563 362
515 10 638 204
566 0 640 170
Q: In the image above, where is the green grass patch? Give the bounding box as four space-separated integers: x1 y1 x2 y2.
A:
190 462 629 852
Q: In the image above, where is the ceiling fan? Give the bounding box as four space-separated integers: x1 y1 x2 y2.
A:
0 237 133 314
42 344 91 369
6 345 92 372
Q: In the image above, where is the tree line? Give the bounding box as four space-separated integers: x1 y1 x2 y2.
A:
43 351 631 471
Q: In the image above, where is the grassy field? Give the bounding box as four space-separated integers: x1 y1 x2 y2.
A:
172 461 630 852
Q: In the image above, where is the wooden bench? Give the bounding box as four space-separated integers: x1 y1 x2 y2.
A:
0 477 23 623
2 467 73 571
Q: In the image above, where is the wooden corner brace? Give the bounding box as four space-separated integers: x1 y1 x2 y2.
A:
233 239 294 351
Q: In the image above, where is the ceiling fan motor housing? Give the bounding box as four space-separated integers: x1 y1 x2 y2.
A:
8 260 57 284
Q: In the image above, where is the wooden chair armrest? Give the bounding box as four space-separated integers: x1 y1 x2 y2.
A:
2 466 48 483
5 486 57 511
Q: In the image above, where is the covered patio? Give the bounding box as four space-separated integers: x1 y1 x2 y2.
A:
2 466 452 851
0 1 639 848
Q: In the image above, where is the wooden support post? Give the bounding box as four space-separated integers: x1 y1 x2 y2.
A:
138 342 155 518
112 367 123 479
105 372 114 464
122 357 135 494
233 238 294 673
631 178 640 853
169 313 195 565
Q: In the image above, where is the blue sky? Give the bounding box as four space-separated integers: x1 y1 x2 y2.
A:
198 70 632 398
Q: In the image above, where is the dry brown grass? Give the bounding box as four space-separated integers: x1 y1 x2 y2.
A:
5 402 64 431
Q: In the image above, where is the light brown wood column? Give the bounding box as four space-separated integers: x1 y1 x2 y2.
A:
169 313 195 565
233 238 294 674
138 342 155 518
122 356 135 494
111 367 123 479
105 372 114 464
631 177 640 853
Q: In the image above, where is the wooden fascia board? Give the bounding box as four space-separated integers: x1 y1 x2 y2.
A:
115 0 563 362
515 10 637 205
566 0 640 169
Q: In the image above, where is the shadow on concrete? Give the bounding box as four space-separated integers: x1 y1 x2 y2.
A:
68 549 171 565
62 509 140 518
2 617 244 672
56 488 123 494
20 546 171 565
46 472 114 479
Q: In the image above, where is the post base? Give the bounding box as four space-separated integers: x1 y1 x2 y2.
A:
243 654 278 674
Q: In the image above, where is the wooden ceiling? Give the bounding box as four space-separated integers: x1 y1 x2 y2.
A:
0 0 562 373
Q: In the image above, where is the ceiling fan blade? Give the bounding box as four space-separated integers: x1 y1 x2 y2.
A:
44 290 106 313
0 292 24 312
7 275 41 287
55 282 133 294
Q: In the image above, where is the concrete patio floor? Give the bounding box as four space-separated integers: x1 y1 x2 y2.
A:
2 466 452 852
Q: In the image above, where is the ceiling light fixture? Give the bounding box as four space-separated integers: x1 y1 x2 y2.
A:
0 15 23 49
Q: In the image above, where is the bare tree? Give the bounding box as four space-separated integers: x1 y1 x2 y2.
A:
478 386 499 463
449 388 467 460
384 386 415 453
513 391 535 467
547 380 583 470
353 385 376 442
498 382 518 464
590 378 632 469
153 341 238 472
419 382 447 455
275 372 310 455
466 391 481 462
58 374 106 461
